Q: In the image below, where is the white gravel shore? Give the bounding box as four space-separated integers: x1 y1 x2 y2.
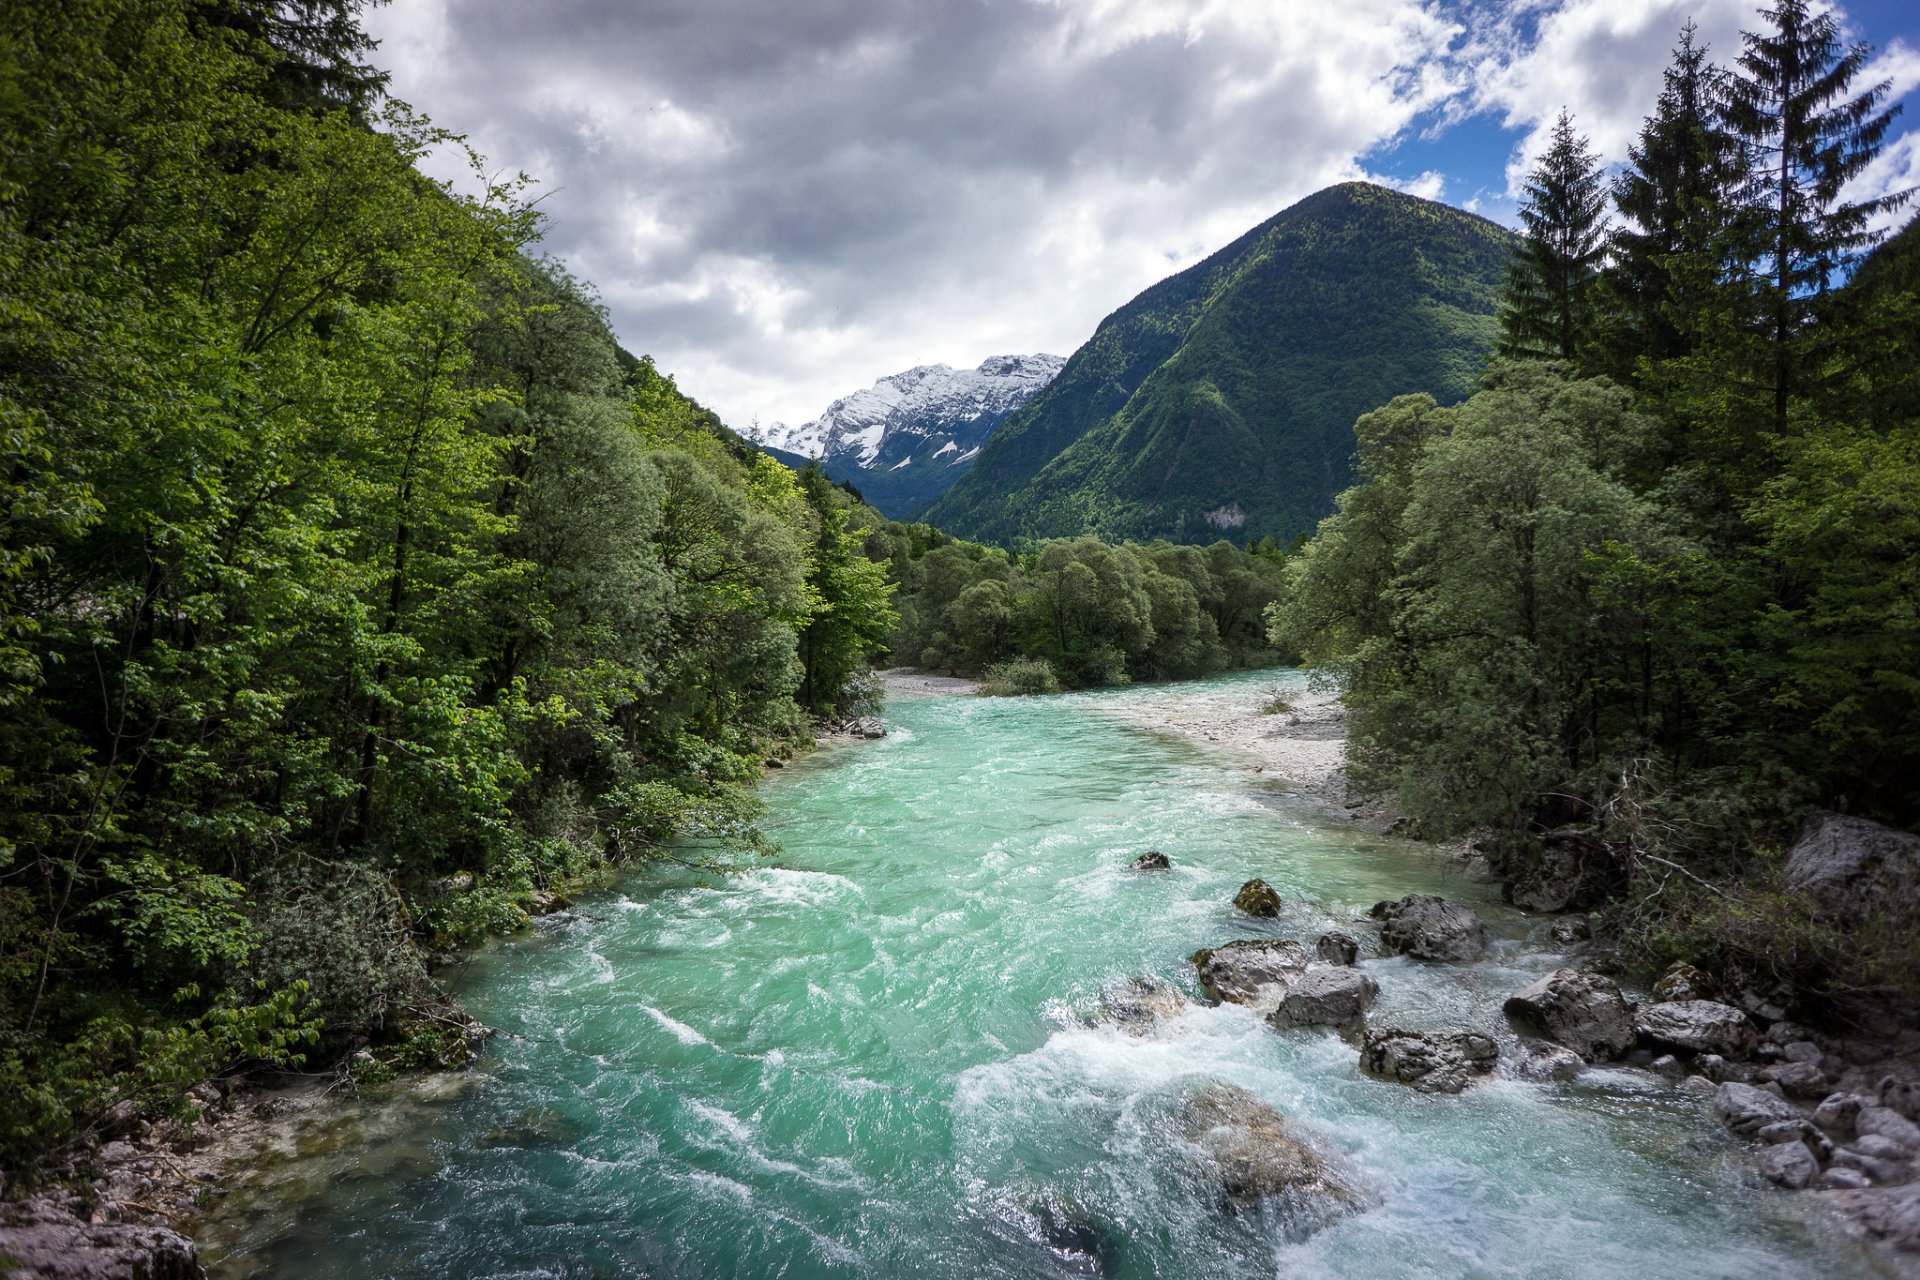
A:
1095 679 1353 807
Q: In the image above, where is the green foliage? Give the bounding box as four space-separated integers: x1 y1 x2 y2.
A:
925 183 1514 546
979 658 1063 697
1500 111 1609 362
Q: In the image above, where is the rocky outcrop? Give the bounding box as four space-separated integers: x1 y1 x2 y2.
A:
1501 969 1636 1061
1652 961 1714 1003
1268 967 1378 1032
1181 1083 1369 1216
1370 895 1490 962
1232 879 1285 917
1095 977 1190 1035
1783 811 1920 925
1189 940 1309 1007
0 1199 201 1280
1505 826 1620 914
1129 850 1170 871
1822 1184 1920 1255
1636 1000 1758 1059
1358 1027 1499 1094
1314 931 1359 966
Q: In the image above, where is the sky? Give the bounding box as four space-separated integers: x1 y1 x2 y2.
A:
363 0 1920 433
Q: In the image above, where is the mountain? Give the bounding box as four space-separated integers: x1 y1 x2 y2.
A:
922 183 1517 545
750 354 1065 518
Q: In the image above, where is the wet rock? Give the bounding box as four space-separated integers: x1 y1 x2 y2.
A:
1815 1092 1871 1135
1369 895 1490 963
1832 1147 1914 1187
1096 977 1191 1036
1759 1141 1820 1190
1822 1166 1873 1190
1859 1107 1920 1151
847 716 887 739
1232 878 1285 917
1501 968 1636 1061
1825 1183 1920 1252
1713 1082 1805 1139
1549 916 1592 945
1651 1054 1683 1077
1780 1040 1822 1064
1181 1083 1369 1216
1509 1040 1585 1082
1189 939 1309 1007
1359 1027 1499 1094
1129 850 1171 871
1766 1060 1830 1101
0 1202 201 1280
1652 961 1714 1003
1783 810 1920 926
1269 967 1378 1032
1506 826 1620 914
1314 931 1359 966
1636 1000 1758 1059
1681 1074 1717 1094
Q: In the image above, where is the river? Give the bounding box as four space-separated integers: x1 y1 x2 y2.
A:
200 670 1880 1278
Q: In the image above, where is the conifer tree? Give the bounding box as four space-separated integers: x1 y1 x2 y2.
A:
1499 111 1609 362
1603 23 1745 373
1724 0 1907 429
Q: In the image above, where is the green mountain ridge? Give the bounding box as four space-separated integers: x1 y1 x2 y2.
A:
923 182 1517 544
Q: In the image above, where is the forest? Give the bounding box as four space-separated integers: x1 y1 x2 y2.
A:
1270 12 1919 1011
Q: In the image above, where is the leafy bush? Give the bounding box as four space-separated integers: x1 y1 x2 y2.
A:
1259 693 1295 715
980 657 1061 696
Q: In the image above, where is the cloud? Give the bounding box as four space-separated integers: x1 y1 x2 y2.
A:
362 0 1918 429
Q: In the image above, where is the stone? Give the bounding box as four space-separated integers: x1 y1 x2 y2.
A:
1881 1077 1920 1122
1097 977 1190 1036
1814 1092 1870 1135
1681 1075 1717 1094
1856 1133 1917 1163
1549 916 1592 945
1782 810 1920 925
1369 895 1490 962
1859 1106 1920 1150
847 716 887 739
1652 961 1714 1003
1129 850 1171 871
1826 1183 1920 1252
1501 968 1636 1061
1713 1082 1805 1139
1781 1040 1822 1064
99 1099 146 1140
1314 931 1359 966
0 1204 201 1280
1189 939 1310 1007
1763 1021 1813 1047
1651 1054 1683 1077
1697 1054 1731 1082
1509 1040 1585 1082
1831 1148 1914 1186
1181 1083 1369 1217
1636 1000 1758 1059
1759 1141 1820 1190
1506 826 1620 914
1232 878 1285 917
1269 967 1378 1032
1359 1026 1499 1094
1766 1060 1829 1100
1821 1166 1873 1190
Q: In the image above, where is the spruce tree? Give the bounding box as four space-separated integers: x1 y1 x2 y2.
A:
1499 110 1609 362
1724 0 1908 429
1603 23 1745 374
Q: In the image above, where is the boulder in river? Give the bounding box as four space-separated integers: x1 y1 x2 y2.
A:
847 716 887 739
1129 850 1171 871
1181 1083 1369 1217
1189 940 1309 1007
1370 895 1490 962
1636 1000 1758 1059
1358 1026 1499 1094
1314 931 1360 966
1232 878 1285 917
1268 967 1378 1033
1501 969 1635 1061
1096 976 1190 1036
1783 810 1920 926
1505 826 1620 914
1509 1040 1585 1082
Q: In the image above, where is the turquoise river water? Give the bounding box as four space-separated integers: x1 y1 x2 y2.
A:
201 671 1884 1278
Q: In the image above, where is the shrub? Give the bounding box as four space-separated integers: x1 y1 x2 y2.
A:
980 657 1061 696
1259 692 1295 715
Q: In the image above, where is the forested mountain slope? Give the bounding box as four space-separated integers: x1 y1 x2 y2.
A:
924 183 1515 545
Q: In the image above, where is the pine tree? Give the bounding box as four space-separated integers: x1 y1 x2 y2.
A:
1603 23 1745 374
1724 0 1908 430
1499 111 1609 362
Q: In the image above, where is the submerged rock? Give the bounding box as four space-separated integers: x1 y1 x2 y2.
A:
1268 967 1378 1032
1095 976 1191 1036
1314 931 1360 966
1232 878 1285 917
1370 895 1490 962
1129 850 1171 871
1501 969 1635 1062
1636 1000 1758 1059
1189 939 1309 1007
1181 1083 1369 1217
1358 1026 1499 1094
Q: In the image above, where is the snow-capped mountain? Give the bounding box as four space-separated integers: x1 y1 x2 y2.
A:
749 354 1064 518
